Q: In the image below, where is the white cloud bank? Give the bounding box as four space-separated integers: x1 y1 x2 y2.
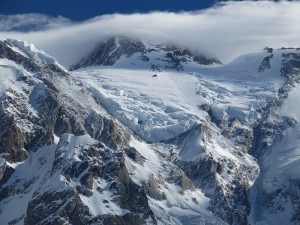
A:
1 1 300 68
0 13 73 32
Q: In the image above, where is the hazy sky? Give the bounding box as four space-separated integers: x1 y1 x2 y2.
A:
1 1 299 68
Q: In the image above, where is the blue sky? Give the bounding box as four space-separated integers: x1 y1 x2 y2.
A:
1 0 220 20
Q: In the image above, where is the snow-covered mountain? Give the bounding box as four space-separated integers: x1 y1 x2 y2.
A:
70 36 221 71
0 36 300 225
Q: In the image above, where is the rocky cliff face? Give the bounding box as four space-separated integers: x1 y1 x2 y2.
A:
0 39 157 225
170 121 258 225
1 38 300 225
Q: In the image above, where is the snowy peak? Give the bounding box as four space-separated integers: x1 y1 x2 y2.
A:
70 36 221 71
70 36 146 70
0 38 67 74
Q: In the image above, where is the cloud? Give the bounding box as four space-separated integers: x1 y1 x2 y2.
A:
0 13 73 32
1 1 300 68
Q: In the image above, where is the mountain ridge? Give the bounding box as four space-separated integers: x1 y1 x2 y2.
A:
0 38 300 225
70 36 222 71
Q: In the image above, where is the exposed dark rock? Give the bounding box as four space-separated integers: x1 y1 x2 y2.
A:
0 40 39 72
224 119 253 152
164 52 184 71
70 36 221 72
258 56 271 73
80 172 94 189
0 114 28 162
90 213 154 225
142 174 165 201
100 120 131 149
263 47 273 53
161 44 221 65
76 185 93 197
248 51 300 225
0 165 15 186
102 153 156 223
250 110 294 158
124 147 145 165
150 64 161 72
178 156 220 192
259 179 300 225
85 111 130 149
199 102 211 112
70 36 146 70
24 190 90 225
139 54 150 62
175 174 194 191
8 215 25 225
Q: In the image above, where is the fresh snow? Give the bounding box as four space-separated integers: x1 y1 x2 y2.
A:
0 145 57 225
193 50 285 124
177 127 204 162
79 179 128 216
260 83 300 193
57 133 95 161
249 76 300 224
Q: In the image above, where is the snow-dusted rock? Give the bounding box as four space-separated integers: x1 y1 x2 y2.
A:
1 37 300 225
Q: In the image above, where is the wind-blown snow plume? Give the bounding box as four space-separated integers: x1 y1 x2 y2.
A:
1 1 300 68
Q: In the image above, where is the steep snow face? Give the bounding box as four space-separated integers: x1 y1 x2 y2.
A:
264 84 300 193
250 84 300 225
0 60 27 96
0 145 57 225
263 123 300 193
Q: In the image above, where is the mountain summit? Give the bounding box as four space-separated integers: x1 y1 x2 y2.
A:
70 36 221 71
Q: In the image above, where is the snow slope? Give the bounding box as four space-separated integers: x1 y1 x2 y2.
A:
250 83 300 225
72 49 286 143
71 43 300 224
74 68 204 143
0 145 57 225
